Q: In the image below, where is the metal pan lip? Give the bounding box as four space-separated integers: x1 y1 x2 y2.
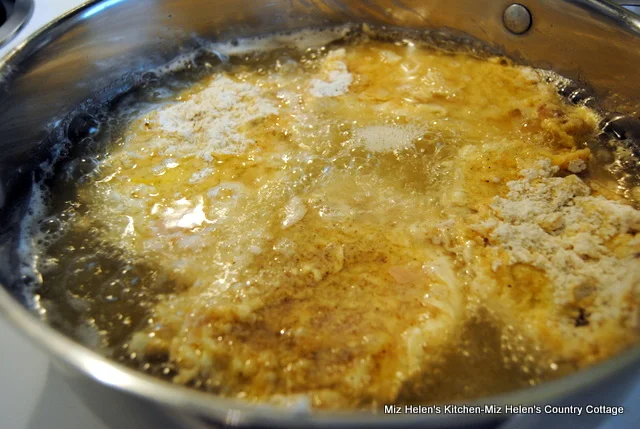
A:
0 0 639 426
0 0 34 48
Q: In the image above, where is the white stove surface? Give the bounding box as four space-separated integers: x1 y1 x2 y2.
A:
0 2 639 429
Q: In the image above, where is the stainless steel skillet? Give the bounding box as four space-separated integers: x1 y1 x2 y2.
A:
1 1 640 428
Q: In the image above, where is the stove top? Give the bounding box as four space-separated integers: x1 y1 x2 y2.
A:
0 1 638 428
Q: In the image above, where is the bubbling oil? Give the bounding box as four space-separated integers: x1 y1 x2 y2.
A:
22 26 640 410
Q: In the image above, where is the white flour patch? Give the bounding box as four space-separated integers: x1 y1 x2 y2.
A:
474 159 640 322
155 76 277 157
309 49 353 97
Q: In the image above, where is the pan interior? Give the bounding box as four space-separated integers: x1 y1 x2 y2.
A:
12 25 640 411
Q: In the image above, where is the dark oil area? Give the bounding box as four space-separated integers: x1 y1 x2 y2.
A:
26 26 640 405
395 311 575 405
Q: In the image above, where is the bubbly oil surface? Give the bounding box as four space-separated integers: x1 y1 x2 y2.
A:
27 28 640 410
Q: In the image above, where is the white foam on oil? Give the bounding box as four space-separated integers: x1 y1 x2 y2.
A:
17 180 49 302
211 26 354 57
352 125 426 152
150 25 356 78
0 64 16 87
